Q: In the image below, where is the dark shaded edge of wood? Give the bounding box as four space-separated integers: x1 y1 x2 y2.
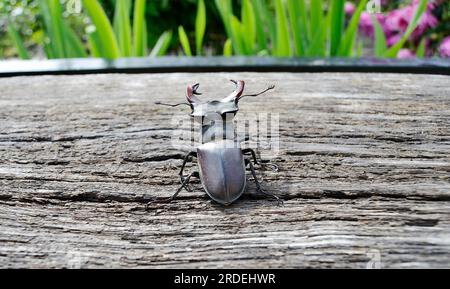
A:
0 56 449 77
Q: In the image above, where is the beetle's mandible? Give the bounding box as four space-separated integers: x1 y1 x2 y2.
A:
148 80 282 207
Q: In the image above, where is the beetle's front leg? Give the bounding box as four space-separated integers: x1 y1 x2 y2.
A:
246 160 283 206
146 171 200 209
179 151 198 192
242 148 278 172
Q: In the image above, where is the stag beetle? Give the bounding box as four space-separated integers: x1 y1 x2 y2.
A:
148 80 282 207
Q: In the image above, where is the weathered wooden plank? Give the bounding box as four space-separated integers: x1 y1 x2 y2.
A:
0 198 449 269
0 73 449 268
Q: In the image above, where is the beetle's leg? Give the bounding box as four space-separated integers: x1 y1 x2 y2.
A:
242 148 278 172
247 161 283 206
179 151 197 192
146 171 200 209
242 148 259 164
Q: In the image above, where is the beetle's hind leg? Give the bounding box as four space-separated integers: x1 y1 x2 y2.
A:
179 151 198 192
146 171 200 209
246 160 283 206
242 148 278 172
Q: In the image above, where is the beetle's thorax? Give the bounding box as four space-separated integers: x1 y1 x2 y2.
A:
201 115 236 144
189 99 239 144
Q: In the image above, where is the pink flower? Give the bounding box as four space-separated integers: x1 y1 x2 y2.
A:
384 1 438 44
359 12 373 37
359 12 387 38
411 10 438 41
439 36 450 58
413 0 436 10
345 2 356 16
387 34 402 47
385 8 410 33
397 48 416 59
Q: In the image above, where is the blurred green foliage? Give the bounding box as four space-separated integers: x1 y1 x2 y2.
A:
0 0 226 58
0 0 448 59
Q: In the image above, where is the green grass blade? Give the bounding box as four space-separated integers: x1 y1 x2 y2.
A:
307 21 326 57
150 30 173 57
223 38 233 56
274 0 291 57
287 0 306 56
142 17 148 55
47 0 85 58
81 0 120 59
241 0 256 54
113 3 119 33
329 0 345 56
338 0 368 56
264 1 276 51
114 0 132 57
63 23 88 58
230 15 245 55
357 41 363 57
38 0 52 30
87 29 102 57
38 0 56 57
114 0 131 32
298 0 309 44
113 0 130 36
385 0 428 58
43 42 55 59
214 0 233 38
253 0 276 53
7 17 30 59
133 0 147 57
310 0 329 56
326 4 333 54
416 38 426 58
307 1 329 57
251 0 267 51
178 26 192 56
310 0 323 43
373 15 387 57
195 0 206 55
48 0 66 58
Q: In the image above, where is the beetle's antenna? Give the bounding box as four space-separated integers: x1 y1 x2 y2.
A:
240 84 275 98
154 101 190 107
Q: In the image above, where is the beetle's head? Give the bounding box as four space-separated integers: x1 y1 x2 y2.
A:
154 80 274 122
186 80 245 120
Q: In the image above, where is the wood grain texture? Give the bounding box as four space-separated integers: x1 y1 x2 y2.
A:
0 72 449 268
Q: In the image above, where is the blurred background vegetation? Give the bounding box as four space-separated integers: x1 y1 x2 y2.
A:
0 0 449 60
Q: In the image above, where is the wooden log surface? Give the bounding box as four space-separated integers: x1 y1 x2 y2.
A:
0 72 449 268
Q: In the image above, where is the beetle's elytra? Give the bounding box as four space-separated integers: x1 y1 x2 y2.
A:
148 80 282 207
